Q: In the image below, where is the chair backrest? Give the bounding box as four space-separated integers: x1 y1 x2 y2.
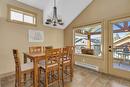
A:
13 49 21 78
62 47 70 61
45 48 61 67
13 49 21 70
66 46 75 65
66 46 74 56
29 46 42 54
45 46 53 51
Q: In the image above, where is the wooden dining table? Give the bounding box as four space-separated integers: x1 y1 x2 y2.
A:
23 52 45 87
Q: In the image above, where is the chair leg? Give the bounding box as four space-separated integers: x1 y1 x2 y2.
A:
58 67 61 87
38 69 41 87
15 79 17 87
45 71 48 87
44 74 45 87
24 73 26 85
62 67 64 87
15 74 21 87
58 80 60 87
70 66 73 82
30 72 33 79
70 63 73 82
71 64 74 78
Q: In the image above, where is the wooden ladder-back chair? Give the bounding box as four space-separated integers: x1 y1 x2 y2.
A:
23 46 42 63
13 49 34 87
29 46 42 54
45 46 53 51
28 46 44 63
40 48 61 87
61 47 74 87
66 46 75 76
66 46 75 57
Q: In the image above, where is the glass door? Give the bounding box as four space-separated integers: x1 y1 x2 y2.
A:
109 17 130 79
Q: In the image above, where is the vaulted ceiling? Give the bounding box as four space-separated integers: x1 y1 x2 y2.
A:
17 0 93 29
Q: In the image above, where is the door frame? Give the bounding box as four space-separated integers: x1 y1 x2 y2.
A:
108 15 130 79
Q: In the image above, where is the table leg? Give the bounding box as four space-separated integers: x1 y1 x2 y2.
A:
33 59 38 87
23 53 27 82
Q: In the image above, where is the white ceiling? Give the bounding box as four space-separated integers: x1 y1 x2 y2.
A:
17 0 93 29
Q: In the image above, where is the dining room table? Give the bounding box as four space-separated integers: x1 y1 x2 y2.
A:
23 52 45 87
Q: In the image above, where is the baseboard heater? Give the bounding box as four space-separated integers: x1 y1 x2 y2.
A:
75 62 99 71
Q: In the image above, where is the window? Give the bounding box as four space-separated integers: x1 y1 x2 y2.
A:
74 23 102 57
8 5 37 25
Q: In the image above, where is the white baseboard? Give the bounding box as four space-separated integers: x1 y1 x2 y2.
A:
75 62 99 71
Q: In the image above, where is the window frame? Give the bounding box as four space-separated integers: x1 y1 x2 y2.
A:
7 5 37 26
73 21 104 59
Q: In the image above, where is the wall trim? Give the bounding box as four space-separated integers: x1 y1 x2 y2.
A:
0 71 15 79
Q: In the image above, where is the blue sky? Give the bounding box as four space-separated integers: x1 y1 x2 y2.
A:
113 22 130 30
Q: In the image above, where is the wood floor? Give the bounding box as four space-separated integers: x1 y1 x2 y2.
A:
1 66 130 87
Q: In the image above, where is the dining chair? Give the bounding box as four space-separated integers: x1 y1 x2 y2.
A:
61 47 74 87
40 48 61 87
28 46 46 65
29 46 42 54
66 46 75 76
66 46 75 56
23 46 43 63
13 49 34 87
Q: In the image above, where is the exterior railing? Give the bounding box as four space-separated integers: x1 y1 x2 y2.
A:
113 46 130 61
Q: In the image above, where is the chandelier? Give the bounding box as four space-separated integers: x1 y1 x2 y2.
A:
45 0 63 26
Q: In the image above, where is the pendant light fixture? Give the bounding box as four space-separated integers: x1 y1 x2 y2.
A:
45 0 63 26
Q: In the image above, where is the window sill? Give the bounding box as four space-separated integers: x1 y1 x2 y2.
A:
74 53 103 60
7 19 37 27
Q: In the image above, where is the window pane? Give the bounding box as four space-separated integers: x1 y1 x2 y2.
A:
128 22 130 26
112 20 130 71
75 35 87 53
9 7 37 25
91 34 102 56
23 15 34 24
10 11 23 21
75 36 87 45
